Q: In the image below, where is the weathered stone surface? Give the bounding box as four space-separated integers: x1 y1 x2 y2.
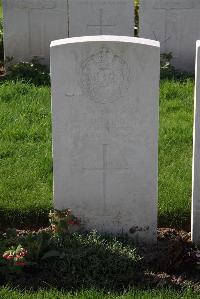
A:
3 0 134 64
51 36 159 243
68 0 134 37
192 41 200 245
3 0 68 64
139 0 200 72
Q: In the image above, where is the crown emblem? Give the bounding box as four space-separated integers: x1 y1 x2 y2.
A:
93 47 113 69
81 46 130 104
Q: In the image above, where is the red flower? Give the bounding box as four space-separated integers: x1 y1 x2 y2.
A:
19 250 27 257
67 220 74 225
3 254 14 260
67 220 79 225
14 261 26 266
15 255 23 260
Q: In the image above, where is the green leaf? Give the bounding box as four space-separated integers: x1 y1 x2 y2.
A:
6 228 17 239
41 250 61 260
15 245 23 254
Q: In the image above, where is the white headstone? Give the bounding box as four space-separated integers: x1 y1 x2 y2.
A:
3 0 68 64
51 36 159 243
192 41 200 245
139 0 200 73
68 0 134 37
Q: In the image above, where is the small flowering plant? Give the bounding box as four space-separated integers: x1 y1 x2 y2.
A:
2 244 28 269
49 209 81 235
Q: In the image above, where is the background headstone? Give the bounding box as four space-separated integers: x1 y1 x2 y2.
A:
51 36 159 243
139 0 200 73
68 0 134 37
3 0 68 64
192 41 200 245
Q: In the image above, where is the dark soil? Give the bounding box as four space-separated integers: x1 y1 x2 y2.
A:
137 228 200 291
0 65 5 76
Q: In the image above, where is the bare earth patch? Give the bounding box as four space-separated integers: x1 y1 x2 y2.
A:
138 228 200 291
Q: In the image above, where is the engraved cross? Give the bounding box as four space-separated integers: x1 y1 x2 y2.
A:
153 7 180 57
17 3 50 57
82 144 129 210
27 10 45 57
87 9 115 34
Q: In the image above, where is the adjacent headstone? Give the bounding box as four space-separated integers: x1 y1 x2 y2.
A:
3 0 134 64
139 0 200 72
192 41 200 245
3 0 68 64
68 0 134 37
51 36 159 243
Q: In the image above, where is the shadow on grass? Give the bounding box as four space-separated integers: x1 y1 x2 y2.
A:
0 229 196 293
0 207 191 231
0 231 142 292
0 207 49 231
158 210 191 231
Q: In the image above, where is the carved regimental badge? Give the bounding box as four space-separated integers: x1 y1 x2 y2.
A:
81 47 130 104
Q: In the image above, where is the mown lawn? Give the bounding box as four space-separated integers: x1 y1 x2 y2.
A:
0 81 52 228
0 0 2 17
0 287 200 299
159 79 194 227
0 79 194 228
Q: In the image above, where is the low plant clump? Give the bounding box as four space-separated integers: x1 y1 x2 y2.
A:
0 210 141 291
1 211 200 292
5 57 50 86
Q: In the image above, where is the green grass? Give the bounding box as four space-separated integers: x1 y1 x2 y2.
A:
0 81 52 228
0 287 199 299
0 79 194 228
159 79 194 227
0 230 141 291
0 0 2 17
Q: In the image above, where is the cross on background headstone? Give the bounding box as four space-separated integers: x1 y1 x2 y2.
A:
139 0 198 72
87 9 116 34
151 8 180 58
15 2 54 57
82 144 129 211
3 0 68 65
163 9 180 57
25 8 46 57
